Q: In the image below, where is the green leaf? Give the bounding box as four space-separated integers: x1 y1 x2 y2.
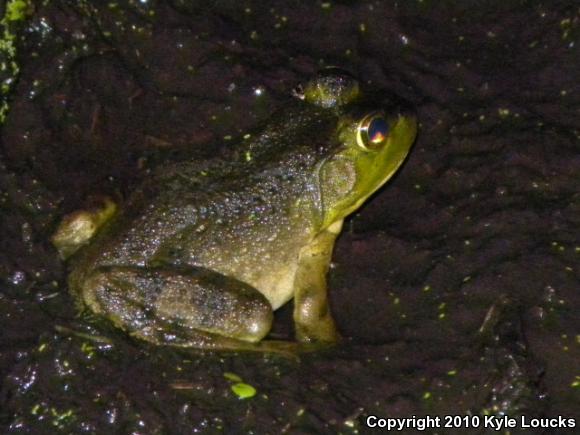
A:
231 382 256 399
223 372 243 383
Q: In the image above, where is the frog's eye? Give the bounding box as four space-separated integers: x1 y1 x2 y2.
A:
356 112 390 151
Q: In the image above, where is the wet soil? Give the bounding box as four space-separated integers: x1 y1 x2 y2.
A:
0 1 579 434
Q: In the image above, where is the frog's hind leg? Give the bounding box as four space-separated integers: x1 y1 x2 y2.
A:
79 265 275 351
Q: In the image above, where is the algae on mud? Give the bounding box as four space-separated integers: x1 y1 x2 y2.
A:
0 0 33 123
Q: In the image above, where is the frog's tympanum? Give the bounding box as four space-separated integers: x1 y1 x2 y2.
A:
57 70 418 353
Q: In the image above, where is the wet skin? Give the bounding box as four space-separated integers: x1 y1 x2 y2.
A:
57 71 418 353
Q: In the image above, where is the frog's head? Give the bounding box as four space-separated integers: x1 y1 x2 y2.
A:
300 69 418 230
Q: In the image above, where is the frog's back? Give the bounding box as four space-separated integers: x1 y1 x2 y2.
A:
67 159 230 287
68 154 316 300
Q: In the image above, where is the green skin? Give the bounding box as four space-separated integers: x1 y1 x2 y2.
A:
63 72 418 353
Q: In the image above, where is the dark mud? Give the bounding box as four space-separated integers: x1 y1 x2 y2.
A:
0 1 578 434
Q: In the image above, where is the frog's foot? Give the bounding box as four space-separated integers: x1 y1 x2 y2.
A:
140 328 305 359
79 265 277 351
176 337 332 359
52 196 117 260
295 315 342 344
248 339 336 357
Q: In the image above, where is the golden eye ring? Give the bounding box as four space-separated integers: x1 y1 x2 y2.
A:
356 112 390 151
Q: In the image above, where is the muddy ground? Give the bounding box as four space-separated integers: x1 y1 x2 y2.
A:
0 1 578 434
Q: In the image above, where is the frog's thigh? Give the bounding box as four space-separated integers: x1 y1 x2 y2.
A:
81 266 273 346
293 220 343 343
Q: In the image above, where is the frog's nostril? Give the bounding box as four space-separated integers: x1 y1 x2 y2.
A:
399 109 417 122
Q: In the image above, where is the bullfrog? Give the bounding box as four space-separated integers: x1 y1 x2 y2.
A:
54 70 418 353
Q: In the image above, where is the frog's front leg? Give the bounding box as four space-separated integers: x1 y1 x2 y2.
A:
293 220 343 343
78 265 275 350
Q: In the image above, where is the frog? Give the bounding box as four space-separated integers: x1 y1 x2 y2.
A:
55 69 418 353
